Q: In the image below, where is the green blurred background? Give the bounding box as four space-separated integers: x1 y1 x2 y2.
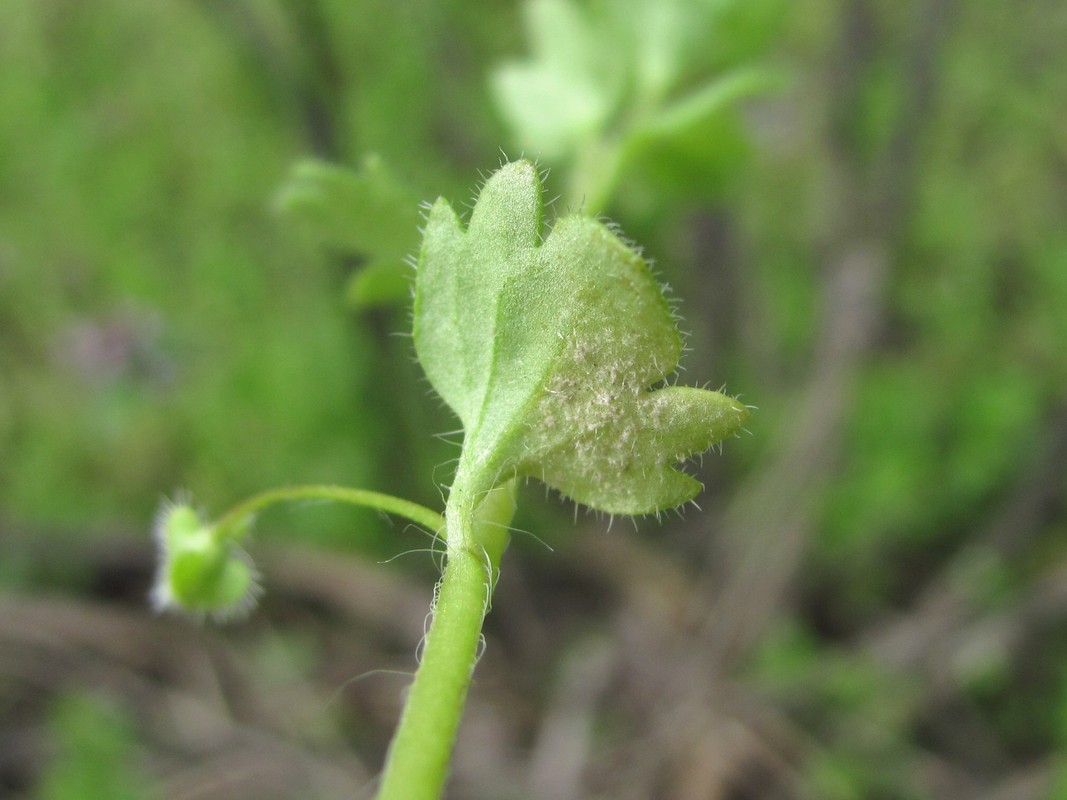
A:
2 1 1066 798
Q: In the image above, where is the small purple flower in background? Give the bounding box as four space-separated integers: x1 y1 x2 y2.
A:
51 304 174 388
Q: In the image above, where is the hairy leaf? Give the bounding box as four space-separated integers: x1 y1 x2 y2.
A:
414 161 748 517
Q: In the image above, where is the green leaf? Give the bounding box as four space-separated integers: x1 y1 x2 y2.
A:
632 67 780 144
275 154 420 306
617 68 782 203
414 161 749 518
490 0 622 160
345 257 413 308
491 0 779 212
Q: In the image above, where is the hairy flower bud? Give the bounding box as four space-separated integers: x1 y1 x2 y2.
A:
151 500 260 621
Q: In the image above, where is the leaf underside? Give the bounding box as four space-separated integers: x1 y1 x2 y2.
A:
414 161 749 516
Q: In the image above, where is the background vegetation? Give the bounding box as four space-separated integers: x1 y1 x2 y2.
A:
2 1 1065 798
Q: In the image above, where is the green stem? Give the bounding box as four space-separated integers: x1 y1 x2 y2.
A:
206 482 512 799
212 485 445 540
567 135 625 216
375 480 516 800
375 543 490 800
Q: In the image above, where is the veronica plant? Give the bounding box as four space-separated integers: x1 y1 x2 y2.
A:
152 161 749 800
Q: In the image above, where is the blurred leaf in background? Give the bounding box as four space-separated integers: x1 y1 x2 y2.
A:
38 693 160 800
274 154 421 308
492 0 785 212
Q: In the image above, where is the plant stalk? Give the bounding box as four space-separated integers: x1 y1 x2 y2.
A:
375 480 515 799
374 543 490 800
212 485 445 540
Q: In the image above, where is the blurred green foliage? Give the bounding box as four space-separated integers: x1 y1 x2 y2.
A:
275 155 421 307
1 0 1065 797
38 693 159 800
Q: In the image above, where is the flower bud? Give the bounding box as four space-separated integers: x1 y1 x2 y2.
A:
151 500 260 621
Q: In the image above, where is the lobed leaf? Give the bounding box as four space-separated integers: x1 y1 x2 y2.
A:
414 161 749 518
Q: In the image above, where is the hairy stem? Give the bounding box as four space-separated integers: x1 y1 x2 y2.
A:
375 543 490 800
375 481 515 800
